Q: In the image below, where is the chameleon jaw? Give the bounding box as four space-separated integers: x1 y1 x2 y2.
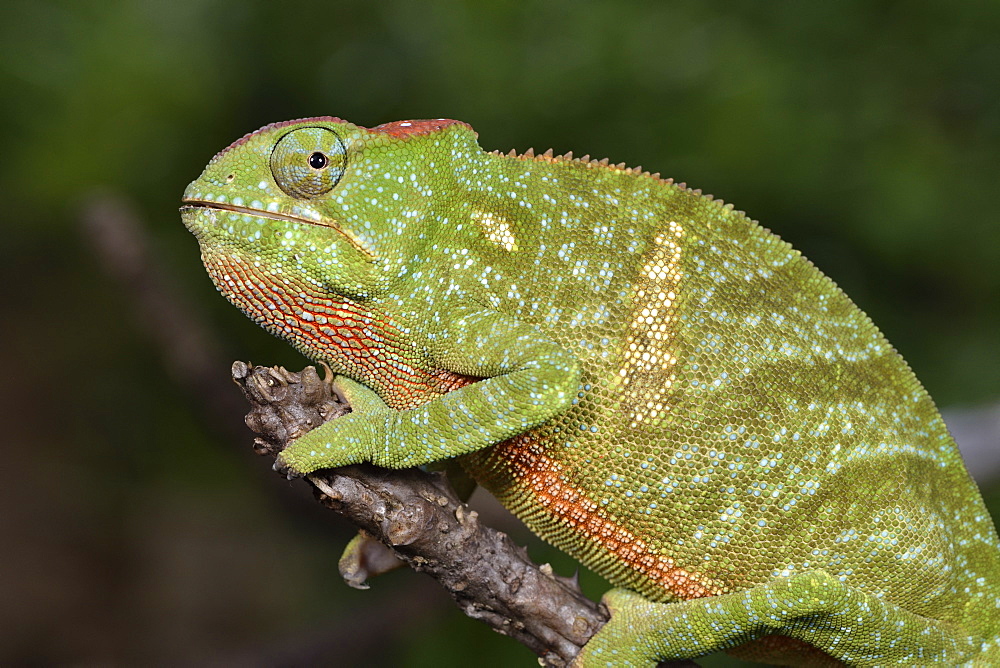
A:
179 200 374 259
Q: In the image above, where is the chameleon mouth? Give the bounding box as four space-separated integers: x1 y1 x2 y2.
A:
180 200 373 258
181 200 328 228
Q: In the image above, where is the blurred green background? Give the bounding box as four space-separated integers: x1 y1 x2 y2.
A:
2 1 998 665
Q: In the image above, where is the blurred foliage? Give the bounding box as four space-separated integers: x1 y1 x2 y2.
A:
1 0 997 665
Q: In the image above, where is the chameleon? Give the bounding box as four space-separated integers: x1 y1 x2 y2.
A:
181 116 1000 666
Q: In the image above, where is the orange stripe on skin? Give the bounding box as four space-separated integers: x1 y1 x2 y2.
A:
492 434 726 601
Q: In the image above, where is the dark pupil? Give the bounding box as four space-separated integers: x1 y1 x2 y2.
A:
308 152 328 169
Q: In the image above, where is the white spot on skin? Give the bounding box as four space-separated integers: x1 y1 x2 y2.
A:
472 210 518 251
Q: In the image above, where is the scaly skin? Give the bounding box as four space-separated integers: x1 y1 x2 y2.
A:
181 117 1000 665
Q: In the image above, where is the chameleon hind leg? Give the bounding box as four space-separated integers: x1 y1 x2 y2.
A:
574 571 977 667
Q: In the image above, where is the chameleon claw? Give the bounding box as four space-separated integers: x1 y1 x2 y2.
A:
272 455 304 480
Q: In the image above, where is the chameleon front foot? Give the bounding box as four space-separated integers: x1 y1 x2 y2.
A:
272 375 395 476
273 431 361 476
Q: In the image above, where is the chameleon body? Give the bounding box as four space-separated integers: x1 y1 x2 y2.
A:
181 117 1000 665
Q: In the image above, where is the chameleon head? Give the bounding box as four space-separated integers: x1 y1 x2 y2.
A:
180 116 479 301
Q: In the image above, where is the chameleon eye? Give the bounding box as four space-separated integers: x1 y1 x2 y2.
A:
270 127 347 199
308 152 328 169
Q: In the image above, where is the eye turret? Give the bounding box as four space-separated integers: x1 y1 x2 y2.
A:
269 126 347 199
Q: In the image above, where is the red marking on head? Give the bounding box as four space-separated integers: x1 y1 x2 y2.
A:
370 118 474 138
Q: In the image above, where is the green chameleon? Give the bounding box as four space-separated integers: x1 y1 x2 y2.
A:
181 116 1000 666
